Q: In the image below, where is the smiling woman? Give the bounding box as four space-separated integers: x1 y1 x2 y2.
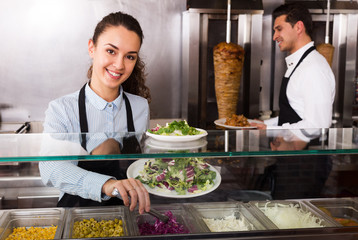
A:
88 25 142 102
39 11 151 214
86 12 150 103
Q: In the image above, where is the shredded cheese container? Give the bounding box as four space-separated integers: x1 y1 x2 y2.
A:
187 202 273 232
249 200 340 229
0 208 65 240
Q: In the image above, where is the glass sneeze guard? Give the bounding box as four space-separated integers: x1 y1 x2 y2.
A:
0 128 357 162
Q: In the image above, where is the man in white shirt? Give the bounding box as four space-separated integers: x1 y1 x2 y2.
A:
254 3 335 199
253 3 335 144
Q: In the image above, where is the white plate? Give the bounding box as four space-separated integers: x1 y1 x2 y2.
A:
127 159 221 198
146 128 207 142
145 138 208 150
214 118 261 129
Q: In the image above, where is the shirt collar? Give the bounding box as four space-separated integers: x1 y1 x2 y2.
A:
85 83 123 110
285 41 314 69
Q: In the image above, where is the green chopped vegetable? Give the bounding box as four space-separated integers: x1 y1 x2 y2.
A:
148 120 202 136
135 157 217 195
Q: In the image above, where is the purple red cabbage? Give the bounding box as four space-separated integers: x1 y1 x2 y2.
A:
186 166 195 178
138 211 189 235
188 185 198 193
155 170 167 182
151 126 160 132
163 181 174 190
199 163 209 169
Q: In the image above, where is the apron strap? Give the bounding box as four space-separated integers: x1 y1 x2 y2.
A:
288 46 315 79
123 93 135 132
78 84 88 150
78 84 136 149
278 46 316 126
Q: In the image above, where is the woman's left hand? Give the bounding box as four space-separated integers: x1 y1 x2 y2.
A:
102 178 150 214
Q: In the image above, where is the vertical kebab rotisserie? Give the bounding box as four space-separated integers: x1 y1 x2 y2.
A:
213 42 245 119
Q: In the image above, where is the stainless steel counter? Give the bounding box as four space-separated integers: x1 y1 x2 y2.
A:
0 162 59 209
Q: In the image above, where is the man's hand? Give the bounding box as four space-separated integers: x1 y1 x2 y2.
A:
250 119 267 130
270 137 308 151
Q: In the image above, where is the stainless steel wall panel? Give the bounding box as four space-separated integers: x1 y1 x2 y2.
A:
0 0 186 121
273 41 286 113
342 14 358 126
199 14 209 127
249 14 263 118
182 11 201 124
260 0 284 115
330 13 358 126
332 14 348 122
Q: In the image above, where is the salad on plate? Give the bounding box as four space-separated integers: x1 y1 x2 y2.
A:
135 157 217 195
148 120 203 136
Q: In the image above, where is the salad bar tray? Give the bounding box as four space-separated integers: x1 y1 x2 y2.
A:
248 200 340 229
62 206 131 239
303 198 358 227
0 208 65 240
186 202 273 232
131 204 201 236
0 199 356 239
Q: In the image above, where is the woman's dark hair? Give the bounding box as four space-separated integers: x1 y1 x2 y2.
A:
272 2 313 39
87 11 151 102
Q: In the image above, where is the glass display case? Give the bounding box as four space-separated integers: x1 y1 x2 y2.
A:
0 127 358 239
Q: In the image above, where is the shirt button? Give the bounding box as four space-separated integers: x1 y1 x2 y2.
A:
108 104 112 108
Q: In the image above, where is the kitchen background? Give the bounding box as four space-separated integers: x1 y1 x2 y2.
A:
0 0 357 220
0 0 186 124
0 0 357 130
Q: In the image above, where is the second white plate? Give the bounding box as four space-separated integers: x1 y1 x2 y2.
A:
214 118 261 129
145 138 208 150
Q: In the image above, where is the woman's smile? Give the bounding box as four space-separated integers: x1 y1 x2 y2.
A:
106 69 122 79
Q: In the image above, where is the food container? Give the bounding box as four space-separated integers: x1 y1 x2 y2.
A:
0 210 8 237
131 204 201 236
63 206 132 238
249 200 340 229
304 198 358 227
187 201 274 232
0 208 65 240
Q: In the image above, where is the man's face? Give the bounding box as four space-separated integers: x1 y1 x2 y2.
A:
273 15 299 54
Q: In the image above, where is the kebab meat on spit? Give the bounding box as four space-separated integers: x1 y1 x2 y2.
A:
213 42 245 119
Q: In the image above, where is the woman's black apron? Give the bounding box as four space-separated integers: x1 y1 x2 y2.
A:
57 84 141 207
278 46 315 126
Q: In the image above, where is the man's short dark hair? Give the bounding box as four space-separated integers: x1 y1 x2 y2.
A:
273 2 313 39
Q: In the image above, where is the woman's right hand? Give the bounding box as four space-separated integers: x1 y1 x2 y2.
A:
102 178 150 214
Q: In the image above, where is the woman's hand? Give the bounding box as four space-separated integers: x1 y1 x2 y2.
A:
102 178 150 214
91 138 121 155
